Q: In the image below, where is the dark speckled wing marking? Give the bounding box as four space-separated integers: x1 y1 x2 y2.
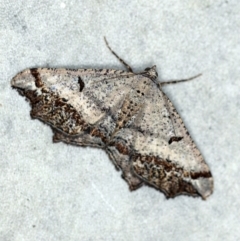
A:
30 68 44 87
78 77 85 92
11 41 213 200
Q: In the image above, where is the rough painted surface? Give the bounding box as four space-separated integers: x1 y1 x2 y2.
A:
11 63 213 199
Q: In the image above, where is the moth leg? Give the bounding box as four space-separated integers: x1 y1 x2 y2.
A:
104 37 133 73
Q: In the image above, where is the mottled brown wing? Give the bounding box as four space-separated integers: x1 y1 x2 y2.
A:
11 68 133 145
11 67 145 189
130 79 213 199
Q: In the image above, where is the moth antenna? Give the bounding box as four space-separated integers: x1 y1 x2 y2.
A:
160 73 202 85
104 37 133 73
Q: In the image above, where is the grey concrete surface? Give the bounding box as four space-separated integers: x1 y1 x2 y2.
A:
0 0 239 240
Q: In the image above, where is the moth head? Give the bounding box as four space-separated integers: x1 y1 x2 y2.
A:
144 65 158 80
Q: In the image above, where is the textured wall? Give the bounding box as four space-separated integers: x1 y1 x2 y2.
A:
0 0 239 240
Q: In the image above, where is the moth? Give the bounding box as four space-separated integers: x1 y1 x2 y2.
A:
11 38 213 199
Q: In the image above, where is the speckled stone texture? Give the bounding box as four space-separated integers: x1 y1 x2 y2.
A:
0 0 239 240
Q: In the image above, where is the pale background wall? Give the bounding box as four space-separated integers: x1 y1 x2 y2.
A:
0 1 239 240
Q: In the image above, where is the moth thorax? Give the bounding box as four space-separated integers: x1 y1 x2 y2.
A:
144 65 158 80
